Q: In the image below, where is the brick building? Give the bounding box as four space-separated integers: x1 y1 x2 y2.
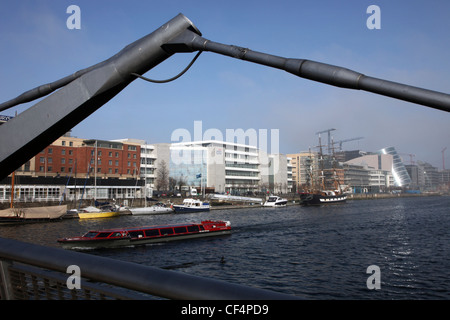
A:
32 137 141 180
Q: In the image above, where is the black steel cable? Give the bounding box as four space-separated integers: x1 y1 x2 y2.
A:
132 51 202 83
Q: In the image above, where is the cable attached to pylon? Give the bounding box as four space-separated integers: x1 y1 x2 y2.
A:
132 51 202 84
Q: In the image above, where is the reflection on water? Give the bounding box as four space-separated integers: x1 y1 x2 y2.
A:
1 196 449 299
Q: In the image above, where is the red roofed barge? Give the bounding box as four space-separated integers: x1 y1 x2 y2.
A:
58 220 231 249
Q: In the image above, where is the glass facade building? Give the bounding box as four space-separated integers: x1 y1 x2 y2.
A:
378 147 411 187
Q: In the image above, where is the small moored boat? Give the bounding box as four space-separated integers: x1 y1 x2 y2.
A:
0 205 67 225
57 220 231 249
76 204 123 219
129 203 173 215
263 196 288 207
173 198 210 213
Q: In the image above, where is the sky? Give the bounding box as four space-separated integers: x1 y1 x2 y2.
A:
1 0 449 168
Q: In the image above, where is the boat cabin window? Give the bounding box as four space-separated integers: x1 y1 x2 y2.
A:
187 225 199 233
174 227 187 234
145 229 160 237
160 228 174 235
129 231 145 238
83 232 98 238
111 232 124 238
97 232 112 238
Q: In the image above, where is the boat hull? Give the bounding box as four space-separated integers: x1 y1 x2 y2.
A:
0 216 63 225
77 211 120 219
130 207 173 215
300 193 347 206
173 206 210 213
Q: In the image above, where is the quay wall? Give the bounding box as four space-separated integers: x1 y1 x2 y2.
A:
0 192 443 211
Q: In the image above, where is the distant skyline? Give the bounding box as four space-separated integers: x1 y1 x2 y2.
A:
1 0 449 168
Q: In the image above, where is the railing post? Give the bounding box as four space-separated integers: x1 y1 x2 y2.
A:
0 259 14 300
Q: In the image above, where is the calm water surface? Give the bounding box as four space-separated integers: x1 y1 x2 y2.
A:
1 196 449 299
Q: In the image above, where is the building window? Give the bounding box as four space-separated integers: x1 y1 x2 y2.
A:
48 148 53 154
62 141 66 146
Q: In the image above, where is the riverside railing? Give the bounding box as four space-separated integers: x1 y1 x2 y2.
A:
0 237 298 300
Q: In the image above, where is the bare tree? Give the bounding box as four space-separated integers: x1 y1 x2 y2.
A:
156 160 169 191
168 177 177 192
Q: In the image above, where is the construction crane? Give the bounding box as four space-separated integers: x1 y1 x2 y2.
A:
442 147 447 170
333 137 364 151
316 129 336 154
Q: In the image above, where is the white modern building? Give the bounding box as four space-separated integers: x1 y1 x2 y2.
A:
165 140 290 195
344 153 394 192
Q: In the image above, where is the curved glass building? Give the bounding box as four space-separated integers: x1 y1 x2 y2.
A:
378 147 411 187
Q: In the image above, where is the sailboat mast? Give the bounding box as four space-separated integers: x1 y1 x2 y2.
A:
10 171 15 208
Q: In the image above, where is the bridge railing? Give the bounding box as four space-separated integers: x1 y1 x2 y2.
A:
0 237 298 300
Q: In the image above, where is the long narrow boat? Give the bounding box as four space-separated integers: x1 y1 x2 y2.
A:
57 220 231 249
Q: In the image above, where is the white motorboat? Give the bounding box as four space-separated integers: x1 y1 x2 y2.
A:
129 203 173 215
173 198 210 213
263 196 288 207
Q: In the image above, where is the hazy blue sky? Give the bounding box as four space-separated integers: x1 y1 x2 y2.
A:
1 0 449 168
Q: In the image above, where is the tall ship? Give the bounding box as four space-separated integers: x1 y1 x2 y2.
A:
299 133 348 206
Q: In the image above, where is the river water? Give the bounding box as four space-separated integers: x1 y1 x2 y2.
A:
1 196 449 299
